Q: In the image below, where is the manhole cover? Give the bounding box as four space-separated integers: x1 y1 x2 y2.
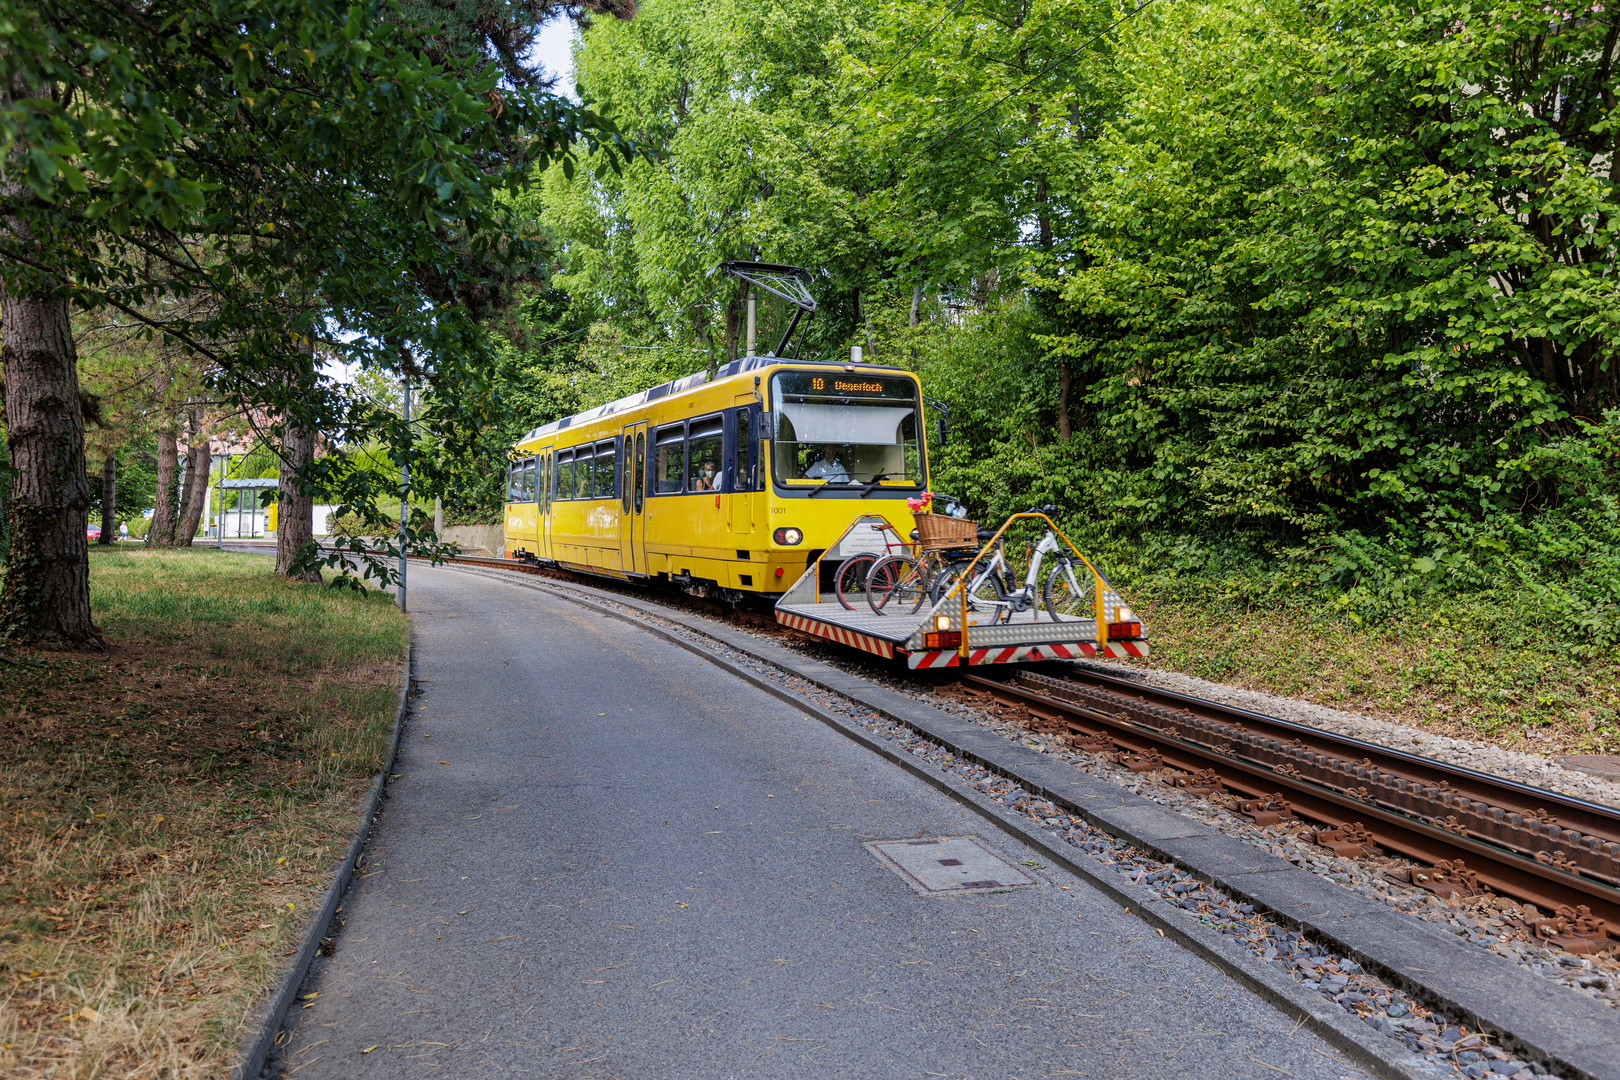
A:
1557 754 1620 781
865 836 1041 895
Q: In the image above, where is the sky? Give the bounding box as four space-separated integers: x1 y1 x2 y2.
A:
533 16 577 96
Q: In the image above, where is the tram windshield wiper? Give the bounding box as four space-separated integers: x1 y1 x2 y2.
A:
806 481 855 497
858 474 892 497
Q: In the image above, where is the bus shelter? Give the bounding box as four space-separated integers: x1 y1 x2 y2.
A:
219 477 279 539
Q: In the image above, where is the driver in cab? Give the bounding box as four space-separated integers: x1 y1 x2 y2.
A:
805 445 850 483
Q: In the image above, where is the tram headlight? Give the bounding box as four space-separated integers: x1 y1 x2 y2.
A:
773 527 803 546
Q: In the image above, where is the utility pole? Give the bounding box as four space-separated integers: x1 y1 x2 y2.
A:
216 452 227 549
746 292 757 356
398 372 410 612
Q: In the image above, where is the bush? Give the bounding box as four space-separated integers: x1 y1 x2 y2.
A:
440 505 501 527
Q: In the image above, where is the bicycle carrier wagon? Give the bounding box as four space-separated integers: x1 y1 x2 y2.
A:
774 513 1149 668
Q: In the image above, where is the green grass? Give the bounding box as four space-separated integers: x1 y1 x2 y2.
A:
1124 591 1619 754
0 549 407 1079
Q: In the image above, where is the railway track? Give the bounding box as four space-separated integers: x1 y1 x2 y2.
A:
406 550 1620 952
959 668 1620 952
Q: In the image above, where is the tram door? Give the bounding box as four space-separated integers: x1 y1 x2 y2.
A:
728 398 757 536
619 422 647 574
538 447 554 562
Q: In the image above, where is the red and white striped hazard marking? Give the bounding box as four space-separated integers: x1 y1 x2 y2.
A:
905 640 1149 669
776 612 896 660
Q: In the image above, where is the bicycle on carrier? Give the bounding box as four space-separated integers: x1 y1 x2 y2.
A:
830 495 971 613
862 504 1097 624
830 520 916 612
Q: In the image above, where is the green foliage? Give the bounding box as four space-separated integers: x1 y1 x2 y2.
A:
0 0 638 596
433 0 1620 654
112 439 159 526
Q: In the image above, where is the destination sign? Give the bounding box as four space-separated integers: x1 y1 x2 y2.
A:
776 371 914 401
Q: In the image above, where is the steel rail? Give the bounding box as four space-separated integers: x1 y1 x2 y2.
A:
963 668 1620 942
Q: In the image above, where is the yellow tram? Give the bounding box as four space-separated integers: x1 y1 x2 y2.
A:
501 356 935 598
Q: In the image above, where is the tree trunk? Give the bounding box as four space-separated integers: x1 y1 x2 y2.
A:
724 285 743 365
99 450 116 544
0 260 101 647
909 285 922 365
175 438 210 547
174 444 198 544
275 423 320 581
1057 360 1073 441
147 424 178 546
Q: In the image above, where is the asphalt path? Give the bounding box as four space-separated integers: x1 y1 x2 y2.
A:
272 564 1367 1079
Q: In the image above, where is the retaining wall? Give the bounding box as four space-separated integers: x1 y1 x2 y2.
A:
440 524 505 557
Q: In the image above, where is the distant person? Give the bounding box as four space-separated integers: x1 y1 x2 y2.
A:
695 461 718 490
118 522 128 540
806 445 849 483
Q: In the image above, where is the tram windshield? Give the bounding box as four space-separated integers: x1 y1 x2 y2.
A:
771 372 923 487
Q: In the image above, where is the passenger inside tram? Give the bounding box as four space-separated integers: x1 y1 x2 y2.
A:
688 421 723 490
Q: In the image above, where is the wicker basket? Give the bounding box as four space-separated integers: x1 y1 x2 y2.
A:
914 512 978 551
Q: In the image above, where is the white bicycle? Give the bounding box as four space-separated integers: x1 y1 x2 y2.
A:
930 505 1095 624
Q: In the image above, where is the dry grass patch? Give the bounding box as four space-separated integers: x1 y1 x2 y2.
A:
1126 597 1619 755
0 549 407 1079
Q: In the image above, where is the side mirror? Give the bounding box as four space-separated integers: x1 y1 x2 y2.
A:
922 394 950 449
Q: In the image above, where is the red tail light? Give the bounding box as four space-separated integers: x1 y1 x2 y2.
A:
924 631 962 650
1107 621 1142 639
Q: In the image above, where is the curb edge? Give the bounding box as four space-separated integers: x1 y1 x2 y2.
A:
231 633 413 1080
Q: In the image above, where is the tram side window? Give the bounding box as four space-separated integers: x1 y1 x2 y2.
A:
771 410 798 483
594 439 616 498
574 447 595 499
734 409 752 491
507 460 521 502
688 418 723 492
522 457 537 502
555 451 573 501
654 425 685 494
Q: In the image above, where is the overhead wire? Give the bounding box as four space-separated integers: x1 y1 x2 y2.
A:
812 0 970 144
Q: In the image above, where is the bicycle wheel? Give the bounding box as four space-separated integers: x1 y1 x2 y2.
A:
1043 559 1095 622
929 562 966 608
866 554 923 615
966 562 1011 623
833 554 878 611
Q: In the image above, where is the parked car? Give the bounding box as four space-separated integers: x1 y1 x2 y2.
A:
86 525 101 540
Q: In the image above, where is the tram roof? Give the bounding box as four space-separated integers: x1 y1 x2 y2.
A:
518 355 907 444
